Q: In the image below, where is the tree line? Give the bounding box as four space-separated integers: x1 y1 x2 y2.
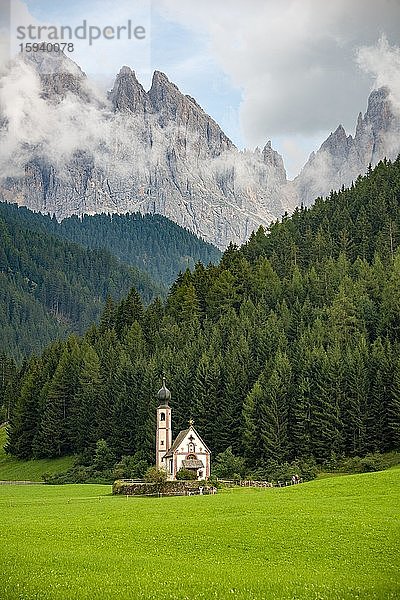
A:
3 158 400 471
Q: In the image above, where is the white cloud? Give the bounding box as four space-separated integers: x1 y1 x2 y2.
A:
157 0 400 148
357 35 400 116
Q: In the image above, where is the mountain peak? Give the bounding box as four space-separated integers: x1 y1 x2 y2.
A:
109 66 150 114
365 86 394 133
261 141 286 181
335 124 346 136
21 50 89 102
152 70 172 85
148 70 182 107
320 124 350 156
23 49 85 77
117 65 135 77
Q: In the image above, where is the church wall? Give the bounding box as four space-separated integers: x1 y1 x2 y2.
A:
175 451 209 480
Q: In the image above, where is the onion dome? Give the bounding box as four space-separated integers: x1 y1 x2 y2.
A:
157 377 171 404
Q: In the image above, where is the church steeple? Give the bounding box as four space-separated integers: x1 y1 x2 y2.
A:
156 377 172 471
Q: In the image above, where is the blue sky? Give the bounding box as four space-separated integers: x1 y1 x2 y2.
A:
7 0 400 178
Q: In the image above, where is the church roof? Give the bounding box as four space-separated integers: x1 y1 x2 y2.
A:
163 428 190 458
163 426 211 458
182 458 204 469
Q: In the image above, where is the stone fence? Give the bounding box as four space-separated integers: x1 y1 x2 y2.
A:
112 479 217 497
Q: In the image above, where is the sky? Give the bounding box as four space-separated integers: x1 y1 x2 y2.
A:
2 0 400 178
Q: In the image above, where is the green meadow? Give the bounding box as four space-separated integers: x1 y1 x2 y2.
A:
0 469 399 600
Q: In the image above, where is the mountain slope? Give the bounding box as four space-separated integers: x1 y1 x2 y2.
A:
55 212 221 286
1 203 221 287
0 202 162 359
6 158 400 466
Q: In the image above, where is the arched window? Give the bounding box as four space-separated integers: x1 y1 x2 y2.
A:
188 442 195 453
160 412 165 421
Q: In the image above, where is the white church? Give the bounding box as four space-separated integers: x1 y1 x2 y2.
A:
156 378 211 481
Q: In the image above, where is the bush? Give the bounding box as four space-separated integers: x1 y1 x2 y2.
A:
113 453 149 480
176 468 197 480
247 458 317 483
42 465 114 485
323 452 397 475
144 466 168 491
212 447 246 479
93 440 116 471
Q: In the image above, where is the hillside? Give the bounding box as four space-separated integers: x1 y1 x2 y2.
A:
0 202 221 359
0 425 74 481
1 204 221 287
4 158 400 468
53 212 221 286
0 202 163 359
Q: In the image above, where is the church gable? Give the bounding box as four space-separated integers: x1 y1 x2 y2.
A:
170 427 210 457
167 425 211 480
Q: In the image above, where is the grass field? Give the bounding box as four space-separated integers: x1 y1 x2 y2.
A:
0 469 399 600
0 425 74 481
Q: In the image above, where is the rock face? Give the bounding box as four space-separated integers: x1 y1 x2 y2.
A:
0 51 399 249
0 53 289 249
294 86 400 205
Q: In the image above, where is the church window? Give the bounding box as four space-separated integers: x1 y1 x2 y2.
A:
187 453 197 460
188 442 195 453
160 440 164 446
160 412 165 421
169 459 173 474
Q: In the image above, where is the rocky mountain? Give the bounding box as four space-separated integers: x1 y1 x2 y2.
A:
0 51 290 249
0 50 399 249
294 86 400 205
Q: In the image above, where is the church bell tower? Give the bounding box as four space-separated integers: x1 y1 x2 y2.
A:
156 377 172 470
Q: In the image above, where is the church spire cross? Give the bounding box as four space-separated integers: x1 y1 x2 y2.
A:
188 418 194 427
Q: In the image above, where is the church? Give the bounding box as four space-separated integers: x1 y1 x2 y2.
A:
156 378 211 481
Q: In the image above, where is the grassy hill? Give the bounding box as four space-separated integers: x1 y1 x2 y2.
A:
0 425 74 481
0 468 398 599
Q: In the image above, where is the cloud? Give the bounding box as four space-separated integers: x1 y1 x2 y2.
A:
357 35 400 116
0 56 112 177
157 0 400 148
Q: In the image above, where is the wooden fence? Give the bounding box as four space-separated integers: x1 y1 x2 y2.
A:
217 479 303 488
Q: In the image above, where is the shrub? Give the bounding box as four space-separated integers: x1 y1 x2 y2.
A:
93 440 116 471
325 452 396 475
113 453 149 480
247 458 317 483
144 466 168 492
212 447 246 479
176 468 197 480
